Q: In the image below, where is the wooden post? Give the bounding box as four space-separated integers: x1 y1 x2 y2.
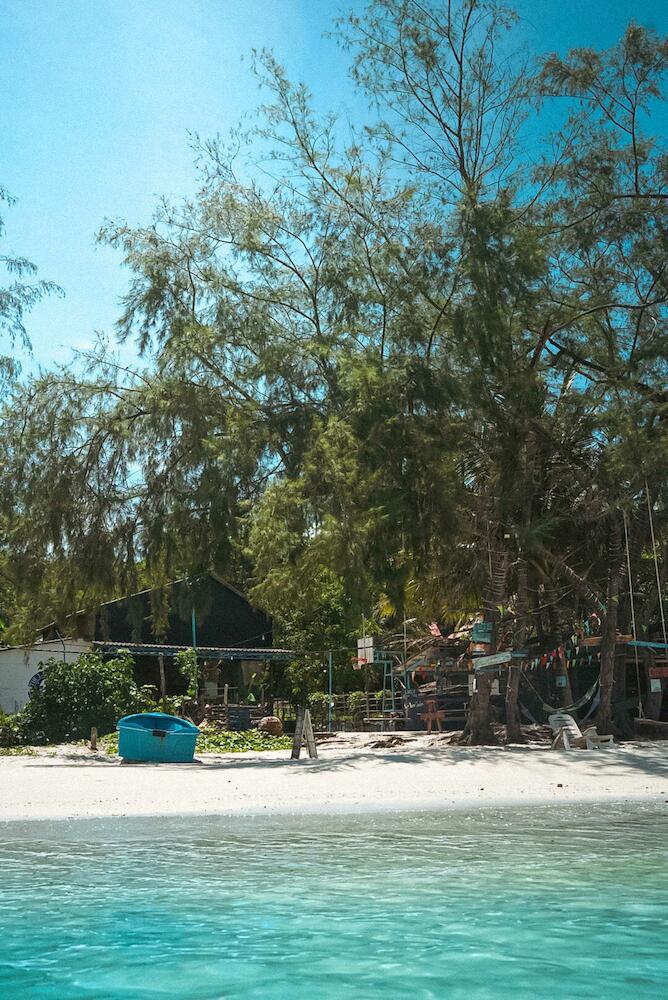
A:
304 710 317 758
292 708 306 759
90 726 98 751
158 654 167 700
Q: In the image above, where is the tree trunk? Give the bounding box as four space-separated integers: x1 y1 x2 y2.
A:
555 651 574 710
545 580 574 709
466 546 508 745
612 649 634 737
597 519 623 734
504 666 522 742
613 506 646 735
506 555 528 743
468 673 496 744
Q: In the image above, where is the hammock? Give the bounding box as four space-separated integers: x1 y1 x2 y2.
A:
520 673 599 716
582 688 601 721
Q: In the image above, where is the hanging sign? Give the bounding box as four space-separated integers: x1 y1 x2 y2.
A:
473 652 511 671
472 622 493 643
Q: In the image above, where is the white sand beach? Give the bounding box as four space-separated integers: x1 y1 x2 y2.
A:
1 735 667 822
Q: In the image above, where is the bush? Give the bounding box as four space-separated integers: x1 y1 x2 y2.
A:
306 691 331 729
348 690 371 720
174 648 199 698
286 658 329 705
0 710 22 748
100 728 292 755
18 651 144 744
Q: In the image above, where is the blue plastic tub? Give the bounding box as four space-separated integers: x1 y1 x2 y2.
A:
117 712 199 763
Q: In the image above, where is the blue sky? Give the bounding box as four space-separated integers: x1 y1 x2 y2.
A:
2 0 667 371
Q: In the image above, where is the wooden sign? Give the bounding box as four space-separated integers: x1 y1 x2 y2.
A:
291 708 318 760
472 622 493 643
473 652 512 671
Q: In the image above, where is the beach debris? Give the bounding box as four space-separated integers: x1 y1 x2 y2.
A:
368 735 417 749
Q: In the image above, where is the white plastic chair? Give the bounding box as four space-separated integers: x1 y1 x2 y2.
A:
548 712 614 750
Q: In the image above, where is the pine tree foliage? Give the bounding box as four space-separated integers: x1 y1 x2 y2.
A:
0 3 666 743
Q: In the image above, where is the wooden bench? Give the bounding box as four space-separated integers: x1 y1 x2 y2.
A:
635 717 668 731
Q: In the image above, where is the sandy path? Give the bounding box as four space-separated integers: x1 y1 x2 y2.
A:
1 739 667 821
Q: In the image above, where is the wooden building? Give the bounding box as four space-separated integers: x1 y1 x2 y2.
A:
38 572 293 701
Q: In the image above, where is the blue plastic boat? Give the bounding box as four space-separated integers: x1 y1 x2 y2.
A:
117 712 199 763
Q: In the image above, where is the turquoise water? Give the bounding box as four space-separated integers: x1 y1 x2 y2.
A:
1 804 667 999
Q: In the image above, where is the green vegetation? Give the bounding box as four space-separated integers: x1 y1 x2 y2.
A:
175 648 199 700
0 709 21 748
1 652 291 753
0 2 666 744
0 187 62 377
18 651 149 744
100 729 292 755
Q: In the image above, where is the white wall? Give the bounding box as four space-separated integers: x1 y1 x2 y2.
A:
0 640 91 714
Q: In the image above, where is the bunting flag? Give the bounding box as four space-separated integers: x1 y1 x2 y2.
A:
521 642 607 671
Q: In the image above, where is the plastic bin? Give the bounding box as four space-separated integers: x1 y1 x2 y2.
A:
117 712 199 763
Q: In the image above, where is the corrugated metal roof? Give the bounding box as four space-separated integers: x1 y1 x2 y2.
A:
92 640 294 661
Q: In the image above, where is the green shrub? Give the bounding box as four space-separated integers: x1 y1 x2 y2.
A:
100 728 292 755
286 658 328 705
174 648 199 698
0 710 22 748
348 690 371 719
19 651 144 744
306 691 330 728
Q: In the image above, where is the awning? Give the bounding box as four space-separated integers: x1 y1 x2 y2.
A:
92 641 294 662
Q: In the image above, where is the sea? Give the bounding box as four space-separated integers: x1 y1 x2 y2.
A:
0 803 666 998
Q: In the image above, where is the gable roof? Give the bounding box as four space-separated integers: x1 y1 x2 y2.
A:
39 571 268 637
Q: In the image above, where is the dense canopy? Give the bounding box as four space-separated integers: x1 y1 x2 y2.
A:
1 1 666 742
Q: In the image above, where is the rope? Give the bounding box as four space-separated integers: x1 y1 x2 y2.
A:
623 510 643 718
646 481 668 650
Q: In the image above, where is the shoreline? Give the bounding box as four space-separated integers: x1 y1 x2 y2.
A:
0 791 663 826
2 737 667 823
